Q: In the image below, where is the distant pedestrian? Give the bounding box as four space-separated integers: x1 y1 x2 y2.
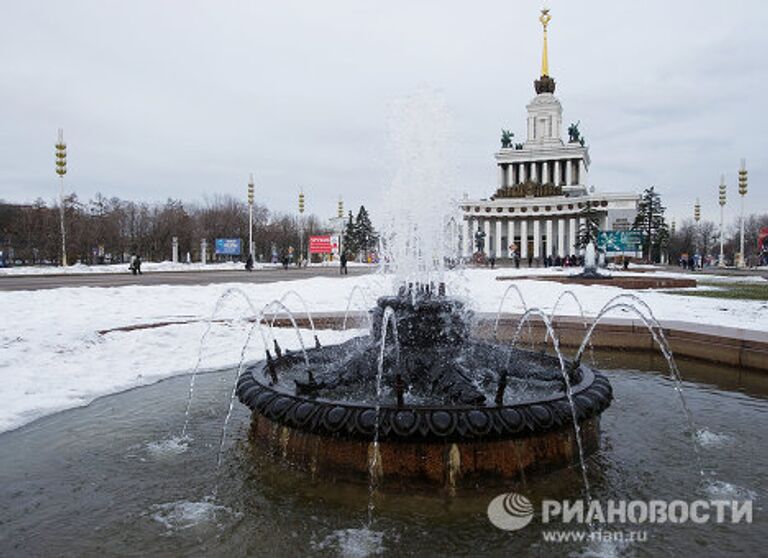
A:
282 255 289 270
489 256 496 269
129 254 137 275
340 252 348 275
245 254 254 272
515 253 520 269
528 254 533 267
134 255 143 275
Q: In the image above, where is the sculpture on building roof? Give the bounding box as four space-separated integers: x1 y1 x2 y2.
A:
500 129 514 148
568 121 581 143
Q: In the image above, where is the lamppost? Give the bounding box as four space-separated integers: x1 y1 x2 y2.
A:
337 196 344 259
737 159 748 268
247 173 255 258
694 198 701 268
55 128 68 266
718 175 726 267
298 189 305 266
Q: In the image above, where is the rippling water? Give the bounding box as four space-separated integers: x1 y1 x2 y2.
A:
0 351 765 556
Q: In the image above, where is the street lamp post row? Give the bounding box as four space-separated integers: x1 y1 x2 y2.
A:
247 173 255 258
693 198 701 265
55 128 68 267
298 189 305 265
718 175 726 268
738 159 748 269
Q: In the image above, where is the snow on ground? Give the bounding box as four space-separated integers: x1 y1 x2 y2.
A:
0 260 373 276
0 267 766 434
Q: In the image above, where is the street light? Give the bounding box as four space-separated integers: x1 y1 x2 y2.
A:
694 198 701 268
337 196 344 259
55 128 68 266
298 189 305 266
737 159 748 268
718 175 726 267
247 173 255 258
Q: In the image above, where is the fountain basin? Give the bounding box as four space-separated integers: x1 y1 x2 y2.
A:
236 342 612 487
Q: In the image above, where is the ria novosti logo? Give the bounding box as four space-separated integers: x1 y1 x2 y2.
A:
487 492 535 531
487 492 753 531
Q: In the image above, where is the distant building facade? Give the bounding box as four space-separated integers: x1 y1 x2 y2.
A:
460 8 638 261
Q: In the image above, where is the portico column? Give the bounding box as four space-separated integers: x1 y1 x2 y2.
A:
542 160 549 184
462 218 470 257
545 219 553 257
495 219 503 257
579 160 587 187
484 219 491 255
533 220 541 260
530 162 538 183
569 217 577 255
519 163 526 183
520 220 528 260
497 165 504 187
566 160 572 186
554 160 561 186
557 218 566 257
507 219 515 257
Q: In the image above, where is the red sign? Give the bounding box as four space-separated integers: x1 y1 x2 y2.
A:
759 227 768 251
309 235 332 254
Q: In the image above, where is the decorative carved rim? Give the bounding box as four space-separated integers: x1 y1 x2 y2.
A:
236 350 612 443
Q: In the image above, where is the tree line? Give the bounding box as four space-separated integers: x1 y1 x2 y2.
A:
0 193 333 265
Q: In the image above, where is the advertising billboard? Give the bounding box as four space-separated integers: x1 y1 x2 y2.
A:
309 235 332 254
214 238 242 256
597 231 643 254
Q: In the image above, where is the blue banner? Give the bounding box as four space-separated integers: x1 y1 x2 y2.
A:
597 231 643 253
214 238 242 255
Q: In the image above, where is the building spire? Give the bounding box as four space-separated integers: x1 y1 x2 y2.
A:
534 7 556 94
540 7 551 77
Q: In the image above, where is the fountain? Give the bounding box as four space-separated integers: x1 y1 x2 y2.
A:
576 241 605 280
236 282 612 487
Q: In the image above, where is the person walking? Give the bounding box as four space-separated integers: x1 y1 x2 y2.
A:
489 256 496 269
340 252 348 275
245 254 254 272
134 255 143 275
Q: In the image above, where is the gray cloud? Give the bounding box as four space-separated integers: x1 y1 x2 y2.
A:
0 0 766 225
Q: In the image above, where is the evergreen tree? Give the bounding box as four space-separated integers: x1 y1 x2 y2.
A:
354 205 378 255
633 186 668 263
342 211 358 257
576 202 601 249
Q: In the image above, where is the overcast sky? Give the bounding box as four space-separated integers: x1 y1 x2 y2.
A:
1 0 766 226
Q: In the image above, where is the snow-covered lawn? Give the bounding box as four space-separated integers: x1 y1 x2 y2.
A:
0 267 765 434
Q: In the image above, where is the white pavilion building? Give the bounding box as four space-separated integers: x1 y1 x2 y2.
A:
460 8 638 262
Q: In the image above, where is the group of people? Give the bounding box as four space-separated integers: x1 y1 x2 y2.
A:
678 253 707 270
543 254 584 268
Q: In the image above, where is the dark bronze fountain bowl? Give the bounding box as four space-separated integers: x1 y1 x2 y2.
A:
237 286 612 488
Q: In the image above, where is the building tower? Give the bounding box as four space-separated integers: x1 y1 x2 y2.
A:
459 8 639 263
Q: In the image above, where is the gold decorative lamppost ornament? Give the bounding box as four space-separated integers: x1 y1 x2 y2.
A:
247 173 255 258
718 175 726 267
55 128 68 266
737 159 748 268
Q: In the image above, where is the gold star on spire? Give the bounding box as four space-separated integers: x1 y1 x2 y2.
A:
539 8 552 77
